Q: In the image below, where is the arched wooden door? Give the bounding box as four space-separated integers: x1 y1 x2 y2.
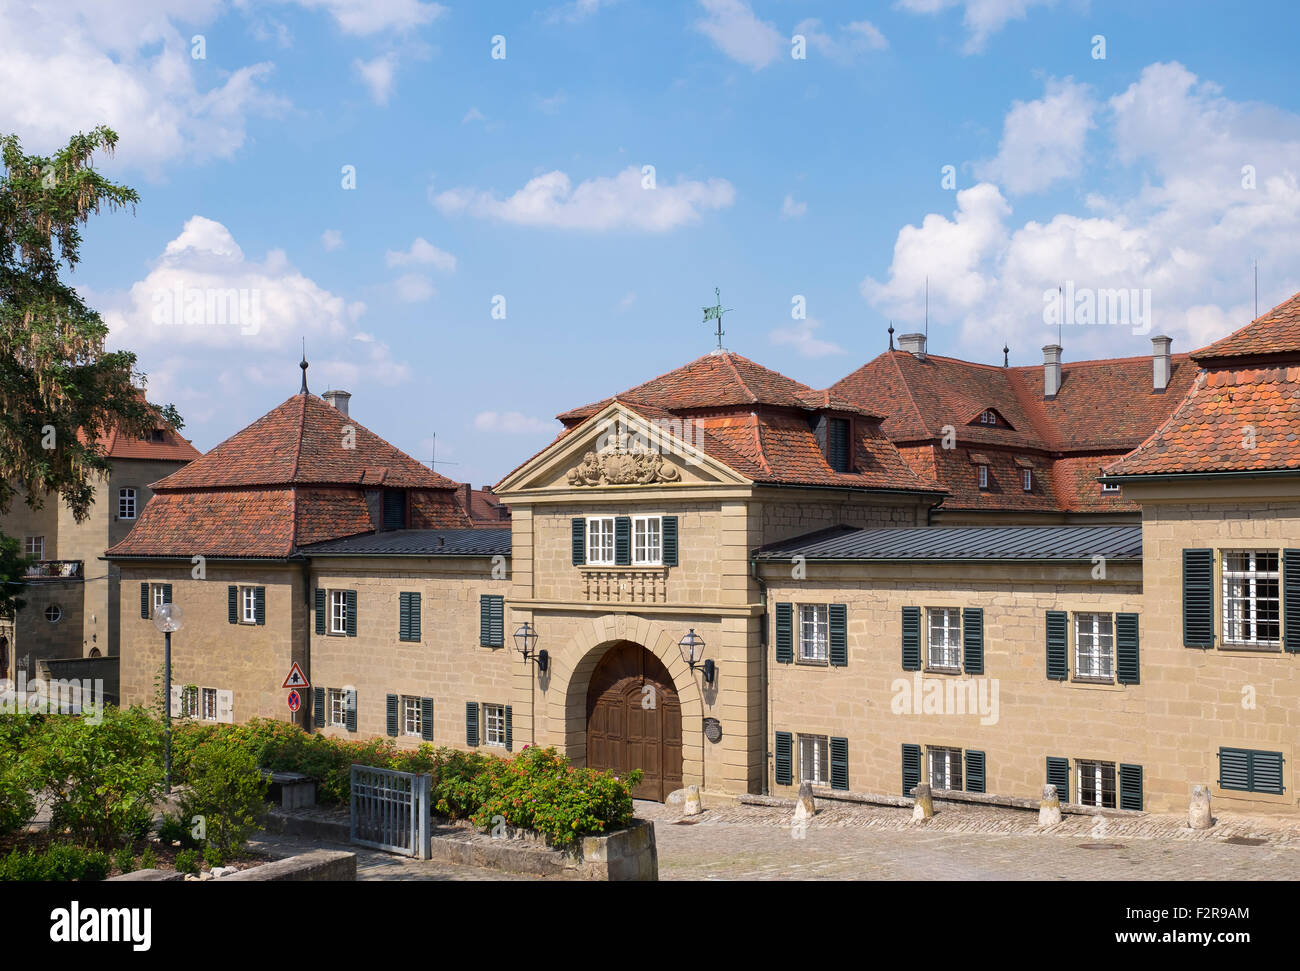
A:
585 641 683 801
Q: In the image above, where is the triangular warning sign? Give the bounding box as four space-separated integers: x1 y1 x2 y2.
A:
282 662 310 689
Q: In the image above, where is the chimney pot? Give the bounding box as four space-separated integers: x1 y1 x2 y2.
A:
1151 335 1173 392
322 389 351 416
897 333 927 360
1042 344 1062 398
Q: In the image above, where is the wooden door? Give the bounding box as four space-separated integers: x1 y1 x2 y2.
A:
585 642 683 801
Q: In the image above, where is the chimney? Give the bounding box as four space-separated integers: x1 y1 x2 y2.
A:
322 389 351 416
897 333 927 360
1151 335 1172 392
1042 344 1062 398
458 483 472 519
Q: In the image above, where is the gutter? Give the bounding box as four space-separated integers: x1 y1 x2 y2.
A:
752 555 1142 566
1099 468 1300 485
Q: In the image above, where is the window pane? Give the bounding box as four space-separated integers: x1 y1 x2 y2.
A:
799 605 828 660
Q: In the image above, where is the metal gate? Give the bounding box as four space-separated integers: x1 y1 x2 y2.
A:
350 764 431 859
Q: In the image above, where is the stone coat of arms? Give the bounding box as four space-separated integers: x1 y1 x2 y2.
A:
566 449 682 486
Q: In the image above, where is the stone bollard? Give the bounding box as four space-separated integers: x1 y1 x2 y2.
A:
682 785 703 817
1189 785 1213 830
1039 784 1062 826
793 781 816 824
911 783 934 821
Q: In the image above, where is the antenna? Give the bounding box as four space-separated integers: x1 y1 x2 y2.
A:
1057 285 1063 345
924 277 929 342
427 433 460 469
1254 258 1259 319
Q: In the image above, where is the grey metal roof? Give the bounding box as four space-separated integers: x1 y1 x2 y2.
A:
754 524 1142 562
301 528 511 557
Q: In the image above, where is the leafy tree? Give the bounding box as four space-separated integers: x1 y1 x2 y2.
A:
0 126 182 522
0 533 28 616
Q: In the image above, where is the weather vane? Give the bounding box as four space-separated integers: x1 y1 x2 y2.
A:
702 287 732 351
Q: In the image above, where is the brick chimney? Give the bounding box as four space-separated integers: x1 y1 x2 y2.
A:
1042 345 1062 398
1151 335 1172 392
897 333 927 360
458 483 472 520
322 389 351 416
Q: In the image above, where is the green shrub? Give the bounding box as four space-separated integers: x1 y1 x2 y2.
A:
174 848 200 875
174 734 268 857
0 714 41 836
0 844 111 881
138 845 158 870
204 845 226 868
156 814 199 849
114 847 136 875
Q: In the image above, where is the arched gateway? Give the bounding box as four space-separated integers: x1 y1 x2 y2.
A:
585 641 683 801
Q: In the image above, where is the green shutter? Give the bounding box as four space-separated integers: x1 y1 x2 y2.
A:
1119 763 1143 811
614 516 631 565
421 698 434 741
1252 750 1286 795
505 706 513 752
829 604 848 667
313 687 325 728
480 595 504 647
399 593 411 641
345 590 357 637
901 607 921 671
1046 756 1069 804
1183 548 1214 647
408 592 420 641
466 702 480 747
662 516 678 567
227 586 238 624
902 743 921 796
828 418 850 472
1285 550 1300 652
829 736 849 791
962 607 983 675
490 597 504 647
965 750 986 794
140 582 149 619
774 731 793 786
571 518 586 566
161 584 172 604
255 587 265 625
314 588 326 635
1116 613 1139 684
1045 611 1068 680
345 690 357 733
1218 748 1251 791
386 694 399 737
774 603 793 663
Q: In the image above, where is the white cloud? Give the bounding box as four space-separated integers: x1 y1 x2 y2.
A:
894 0 1057 54
545 0 620 25
473 411 555 434
394 273 436 302
795 18 888 61
263 0 449 35
769 317 845 358
354 53 398 105
432 166 735 232
695 0 784 70
385 237 457 271
975 77 1097 194
781 194 807 219
322 229 344 251
462 106 487 124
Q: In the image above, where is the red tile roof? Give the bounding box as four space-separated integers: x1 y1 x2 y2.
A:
90 424 202 462
1196 292 1300 362
106 488 298 558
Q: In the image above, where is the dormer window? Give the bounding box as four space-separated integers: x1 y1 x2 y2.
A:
827 418 852 473
1022 469 1032 492
980 410 998 425
978 465 989 489
1101 482 1120 494
382 489 406 530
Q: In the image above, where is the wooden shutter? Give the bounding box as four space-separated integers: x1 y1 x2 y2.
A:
480 595 503 647
399 593 411 641
1183 548 1214 647
962 607 983 675
421 698 434 741
662 516 678 567
466 702 480 747
140 583 149 619
829 736 849 791
1119 763 1143 810
505 706 513 751
314 588 326 635
345 690 357 733
255 587 265 625
345 590 357 637
965 750 986 794
901 607 921 671
409 592 421 641
902 743 921 796
571 518 586 565
829 604 848 666
227 586 238 624
1116 613 1139 684
162 584 172 604
828 418 851 472
313 687 325 728
614 516 631 565
385 694 399 737
1285 550 1300 652
1046 756 1069 804
1218 747 1250 791
774 731 793 786
216 690 234 725
1252 750 1286 794
1045 611 1068 680
774 603 793 663
382 489 405 530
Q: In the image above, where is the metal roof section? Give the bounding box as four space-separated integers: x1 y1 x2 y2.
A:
754 524 1142 562
301 528 512 557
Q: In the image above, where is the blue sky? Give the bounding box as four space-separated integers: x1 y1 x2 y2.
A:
4 0 1300 487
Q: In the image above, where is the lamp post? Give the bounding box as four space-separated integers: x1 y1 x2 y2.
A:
513 622 547 672
152 602 184 792
678 628 714 685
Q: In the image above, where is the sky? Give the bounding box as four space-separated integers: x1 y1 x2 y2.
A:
3 0 1299 488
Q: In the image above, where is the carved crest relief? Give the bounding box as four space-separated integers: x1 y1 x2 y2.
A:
566 449 682 486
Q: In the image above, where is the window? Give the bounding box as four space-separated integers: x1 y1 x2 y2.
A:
140 428 165 443
1075 613 1114 680
827 418 851 472
201 688 217 721
328 689 349 729
586 517 615 565
928 746 963 791
1222 550 1280 647
402 696 423 737
798 604 829 662
1077 760 1116 808
633 515 662 565
44 605 62 624
977 465 989 490
330 590 348 635
1022 469 1032 492
799 734 829 784
118 488 137 520
980 410 997 425
152 584 169 614
927 608 962 670
382 489 406 530
484 704 506 747
24 536 43 559
1218 747 1285 795
1101 482 1120 493
180 686 198 719
241 586 257 624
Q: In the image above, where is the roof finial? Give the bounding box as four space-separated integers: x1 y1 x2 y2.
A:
299 339 309 395
888 321 895 350
702 287 733 354
1003 343 1009 367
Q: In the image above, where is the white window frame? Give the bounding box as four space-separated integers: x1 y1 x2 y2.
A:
402 696 422 737
632 515 662 566
586 516 615 566
44 605 62 624
241 586 257 624
201 687 218 721
1077 759 1116 809
118 487 137 520
1022 468 1032 492
1101 481 1120 493
151 584 167 613
329 590 348 635
1074 612 1114 680
927 746 963 791
24 536 43 559
328 688 348 728
799 734 829 784
1222 550 1281 647
180 685 199 719
977 465 989 489
798 604 829 662
926 608 962 671
483 703 506 747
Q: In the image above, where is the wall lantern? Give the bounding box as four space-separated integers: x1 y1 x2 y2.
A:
678 628 715 685
513 622 548 673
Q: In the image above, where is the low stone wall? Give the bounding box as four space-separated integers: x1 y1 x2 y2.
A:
743 787 1145 819
110 869 184 882
222 850 355 882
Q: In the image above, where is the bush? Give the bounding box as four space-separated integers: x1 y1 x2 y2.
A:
0 844 111 881
174 848 200 875
157 814 200 849
114 847 136 875
174 735 268 857
138 845 158 870
0 714 41 837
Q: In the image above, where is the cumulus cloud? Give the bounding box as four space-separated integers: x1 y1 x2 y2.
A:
974 77 1097 194
432 166 735 232
769 317 845 358
895 0 1058 53
354 53 398 105
322 229 344 251
694 0 784 70
267 0 448 35
394 273 436 302
385 237 457 271
795 18 888 61
545 0 620 25
781 194 808 219
474 411 555 434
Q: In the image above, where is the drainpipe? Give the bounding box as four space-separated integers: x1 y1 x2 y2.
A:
300 556 313 733
751 554 770 795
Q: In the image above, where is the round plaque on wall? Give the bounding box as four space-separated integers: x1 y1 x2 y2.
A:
703 717 722 743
